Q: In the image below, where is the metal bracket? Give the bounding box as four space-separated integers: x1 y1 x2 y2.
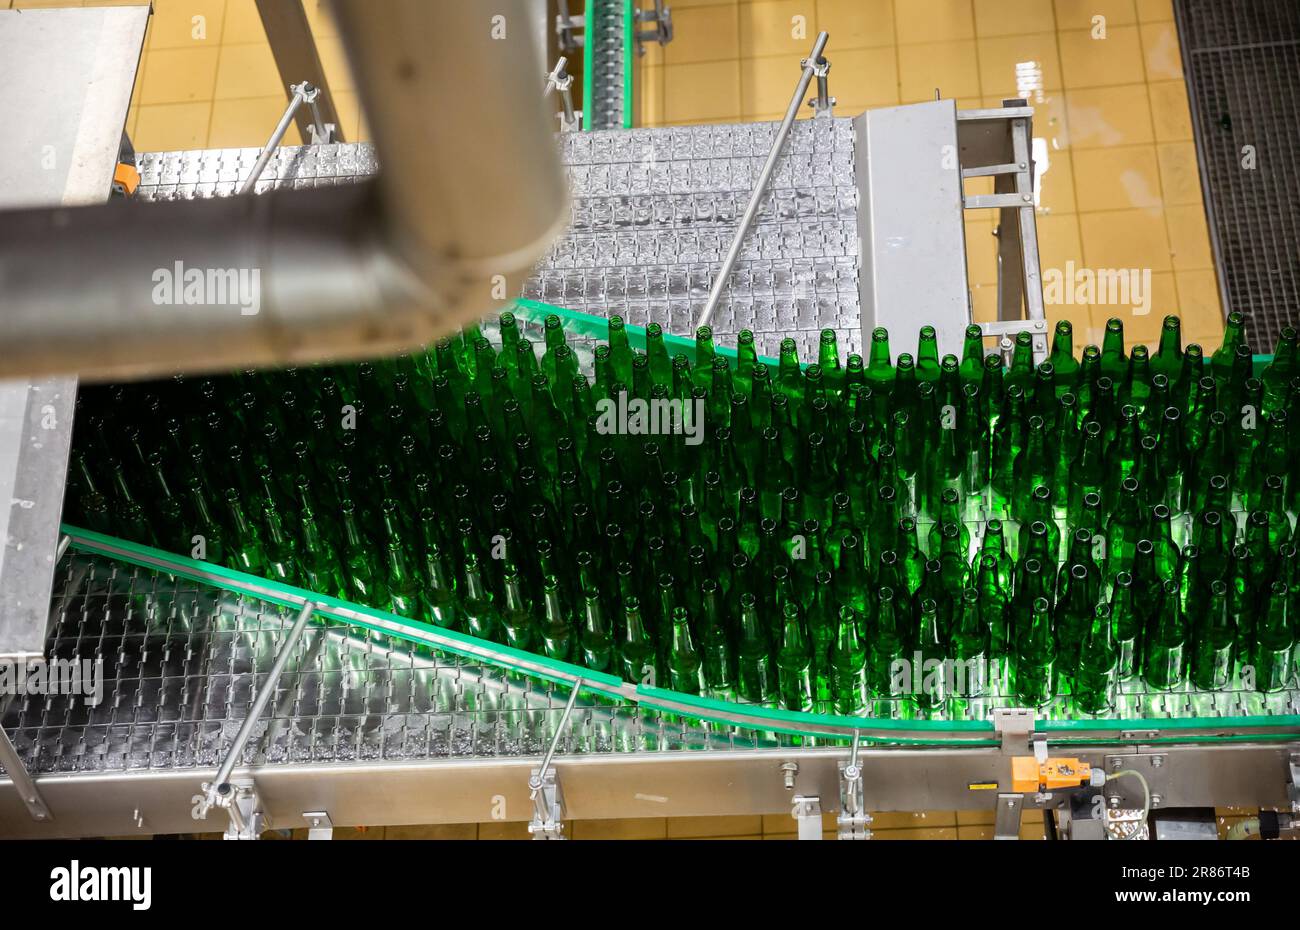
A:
1287 751 1300 813
806 55 835 119
527 677 584 840
792 796 822 840
0 723 53 823
544 57 581 134
303 810 333 840
992 707 1035 752
836 731 872 839
555 3 586 52
241 83 326 193
993 793 1023 840
635 0 673 55
199 778 266 840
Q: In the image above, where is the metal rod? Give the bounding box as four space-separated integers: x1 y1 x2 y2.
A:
531 677 585 793
545 57 578 131
210 601 316 795
55 534 71 564
305 95 328 144
695 31 829 330
0 723 52 822
240 82 314 194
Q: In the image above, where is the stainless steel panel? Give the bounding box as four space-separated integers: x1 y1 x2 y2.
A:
854 99 971 359
0 4 147 660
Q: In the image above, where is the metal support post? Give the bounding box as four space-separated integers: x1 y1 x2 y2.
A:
196 601 316 835
528 678 584 839
304 811 334 840
792 796 823 840
555 1 585 52
837 731 872 839
695 31 830 330
807 55 834 118
240 82 321 194
993 794 1024 840
545 56 581 133
1287 750 1300 813
0 724 52 823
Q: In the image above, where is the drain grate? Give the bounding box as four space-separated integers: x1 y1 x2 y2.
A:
1175 0 1300 351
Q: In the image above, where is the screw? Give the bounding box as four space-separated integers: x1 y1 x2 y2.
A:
1111 758 1123 771
1109 796 1121 808
1151 756 1164 768
1151 794 1162 808
780 761 799 790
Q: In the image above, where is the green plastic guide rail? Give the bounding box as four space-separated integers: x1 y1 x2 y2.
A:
60 525 1300 746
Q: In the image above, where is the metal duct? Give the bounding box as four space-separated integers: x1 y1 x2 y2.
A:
0 0 568 382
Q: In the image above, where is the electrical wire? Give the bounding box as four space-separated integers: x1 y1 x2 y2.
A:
1105 769 1151 822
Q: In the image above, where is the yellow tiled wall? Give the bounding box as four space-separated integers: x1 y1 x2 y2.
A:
639 0 1225 350
8 0 366 149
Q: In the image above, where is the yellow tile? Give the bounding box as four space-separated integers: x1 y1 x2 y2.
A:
738 0 814 59
831 46 899 110
570 817 667 840
971 282 998 323
1149 79 1192 142
1165 204 1214 271
209 95 303 148
1140 20 1182 80
137 46 220 106
1036 212 1085 273
813 0 895 49
672 0 738 6
742 55 800 116
639 64 666 125
1059 26 1145 88
762 832 798 840
1156 141 1203 205
1100 272 1178 343
957 824 994 839
874 827 960 839
957 809 995 825
146 0 225 50
666 4 739 63
477 821 532 840
899 40 980 102
869 810 958 829
700 834 764 840
977 34 1063 98
1021 92 1072 150
1073 144 1162 211
965 217 998 286
1065 84 1154 148
1080 207 1171 271
134 101 211 150
1136 0 1174 22
221 0 264 43
331 826 382 840
384 823 477 840
215 41 282 99
1038 146 1077 214
1019 821 1047 839
974 0 1057 37
303 0 337 38
1054 0 1137 31
1048 304 1099 346
666 815 763 838
1176 270 1225 348
894 0 975 44
315 32 355 92
665 60 741 122
329 89 362 142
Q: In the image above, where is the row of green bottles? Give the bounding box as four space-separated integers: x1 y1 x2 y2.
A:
67 309 1300 718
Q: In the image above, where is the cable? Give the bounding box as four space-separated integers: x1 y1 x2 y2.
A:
1105 769 1151 823
1226 817 1260 841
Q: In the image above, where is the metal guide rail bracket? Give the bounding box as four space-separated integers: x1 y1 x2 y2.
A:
635 0 673 56
528 677 584 839
837 732 872 839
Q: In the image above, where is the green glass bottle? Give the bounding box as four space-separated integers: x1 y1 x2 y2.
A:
1143 578 1186 690
1210 310 1246 388
1015 596 1055 707
1250 581 1294 693
1075 603 1118 715
736 592 775 707
912 598 949 712
950 587 988 698
867 586 906 705
777 602 815 712
1190 579 1234 691
1100 317 1127 382
1109 570 1140 681
540 574 574 663
1048 319 1079 391
831 605 868 715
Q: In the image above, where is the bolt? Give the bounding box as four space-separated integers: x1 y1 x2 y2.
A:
780 761 799 790
1151 794 1162 808
1109 796 1121 808
1111 758 1123 771
1022 194 1032 202
1151 756 1164 768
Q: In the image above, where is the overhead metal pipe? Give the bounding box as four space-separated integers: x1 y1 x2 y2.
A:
0 0 568 382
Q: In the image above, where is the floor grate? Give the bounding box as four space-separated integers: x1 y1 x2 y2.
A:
1175 0 1300 350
